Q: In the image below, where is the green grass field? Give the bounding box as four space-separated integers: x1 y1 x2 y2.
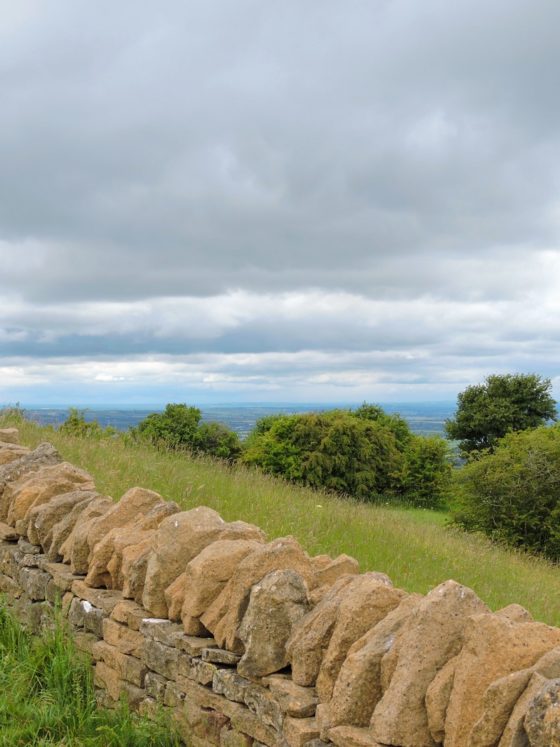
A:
0 603 179 747
5 417 560 627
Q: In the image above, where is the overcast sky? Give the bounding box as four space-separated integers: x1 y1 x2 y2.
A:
1 0 560 406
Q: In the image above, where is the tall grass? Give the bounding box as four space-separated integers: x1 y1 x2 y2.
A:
6 416 560 627
0 602 180 746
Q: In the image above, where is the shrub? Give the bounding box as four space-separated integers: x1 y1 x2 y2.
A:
59 408 116 439
452 423 560 559
132 403 241 460
243 406 451 506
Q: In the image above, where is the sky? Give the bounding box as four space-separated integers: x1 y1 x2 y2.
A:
1 0 560 406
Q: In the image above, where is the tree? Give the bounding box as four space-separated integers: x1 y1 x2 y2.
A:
132 403 202 449
452 423 560 560
445 374 557 455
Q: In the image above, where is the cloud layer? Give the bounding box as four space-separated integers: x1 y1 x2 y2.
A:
2 1 560 403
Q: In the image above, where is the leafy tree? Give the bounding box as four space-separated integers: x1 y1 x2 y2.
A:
445 374 557 455
452 423 560 560
132 404 202 448
132 403 240 460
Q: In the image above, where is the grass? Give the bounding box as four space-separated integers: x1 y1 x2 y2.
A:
0 602 180 747
5 416 560 627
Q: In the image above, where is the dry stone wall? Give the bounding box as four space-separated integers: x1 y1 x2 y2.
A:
0 427 559 747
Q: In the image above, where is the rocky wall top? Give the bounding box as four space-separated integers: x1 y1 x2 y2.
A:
0 427 559 747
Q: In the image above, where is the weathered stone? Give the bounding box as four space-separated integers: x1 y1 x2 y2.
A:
497 603 534 623
92 639 147 686
316 574 404 702
287 575 357 687
238 569 310 678
327 725 383 746
63 496 114 573
94 661 146 707
86 486 163 565
144 670 168 702
47 494 96 561
328 594 422 730
102 617 145 657
267 676 318 718
178 655 218 686
468 668 532 746
444 613 560 747
179 697 230 746
140 617 184 648
26 489 98 549
176 675 278 745
6 462 94 526
121 537 152 602
244 683 284 731
92 500 179 590
0 521 17 541
164 680 185 708
0 427 20 444
283 716 320 747
524 676 560 747
18 567 51 601
142 506 227 617
38 560 82 592
68 596 106 636
177 634 218 655
0 443 29 465
110 599 147 630
213 669 252 703
313 554 360 588
371 580 489 747
220 728 253 747
0 443 61 521
179 538 263 632
203 647 242 665
71 580 122 614
143 637 180 679
425 655 459 744
500 672 549 746
203 537 316 654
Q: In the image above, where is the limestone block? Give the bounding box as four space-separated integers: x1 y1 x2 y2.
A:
266 676 318 718
283 716 320 747
26 489 98 549
63 496 114 573
102 617 145 657
143 637 180 679
444 613 560 747
179 538 263 631
142 506 227 617
287 575 357 687
92 639 147 687
316 573 404 702
0 443 61 521
202 537 315 654
6 462 94 526
238 569 310 678
328 725 384 746
0 443 29 465
371 580 489 747
524 676 560 747
0 427 20 444
328 594 421 730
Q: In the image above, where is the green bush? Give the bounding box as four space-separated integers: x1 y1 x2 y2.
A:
59 408 116 439
243 406 451 506
452 423 560 559
132 403 241 461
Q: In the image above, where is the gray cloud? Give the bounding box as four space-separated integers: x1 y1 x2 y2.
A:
1 1 560 401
